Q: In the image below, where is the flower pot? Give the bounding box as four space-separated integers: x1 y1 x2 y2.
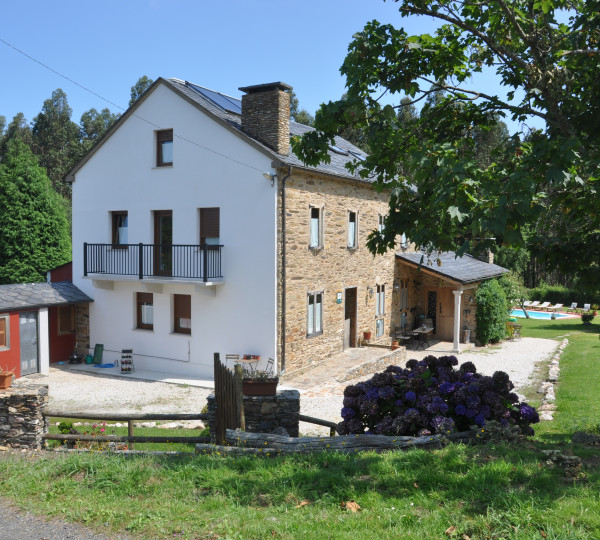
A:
0 373 13 389
391 340 400 351
242 377 279 396
363 331 372 341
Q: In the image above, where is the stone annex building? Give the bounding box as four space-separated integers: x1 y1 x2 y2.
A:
54 77 507 381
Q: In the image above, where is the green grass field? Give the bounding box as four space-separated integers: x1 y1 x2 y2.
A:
0 317 599 539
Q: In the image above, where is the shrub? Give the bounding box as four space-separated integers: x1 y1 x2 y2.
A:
337 356 539 437
581 313 595 325
498 272 527 308
476 279 507 345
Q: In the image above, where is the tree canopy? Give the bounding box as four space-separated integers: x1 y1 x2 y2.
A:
293 1 600 283
129 75 154 106
0 140 71 284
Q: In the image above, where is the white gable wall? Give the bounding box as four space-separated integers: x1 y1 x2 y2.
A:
71 83 278 378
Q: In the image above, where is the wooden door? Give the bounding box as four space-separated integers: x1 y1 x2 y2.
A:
154 211 172 276
437 288 455 341
344 287 357 348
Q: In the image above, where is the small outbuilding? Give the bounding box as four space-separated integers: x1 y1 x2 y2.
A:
0 280 92 379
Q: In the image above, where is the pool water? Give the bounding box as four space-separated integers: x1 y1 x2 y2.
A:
510 309 569 319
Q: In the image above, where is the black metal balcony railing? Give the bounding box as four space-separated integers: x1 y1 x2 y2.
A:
83 243 223 282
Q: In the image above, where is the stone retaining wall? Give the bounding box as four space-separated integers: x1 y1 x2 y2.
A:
207 390 300 438
0 384 48 450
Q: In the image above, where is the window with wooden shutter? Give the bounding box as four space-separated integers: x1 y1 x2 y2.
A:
156 129 173 166
199 207 220 247
111 211 128 248
0 316 8 349
136 293 154 330
174 294 191 334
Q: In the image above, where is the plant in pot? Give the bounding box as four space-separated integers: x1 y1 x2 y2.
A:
363 330 372 341
0 366 14 389
241 365 279 396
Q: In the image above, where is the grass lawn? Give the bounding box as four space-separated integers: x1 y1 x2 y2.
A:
0 317 599 539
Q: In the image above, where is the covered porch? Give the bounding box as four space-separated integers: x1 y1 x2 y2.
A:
393 251 508 352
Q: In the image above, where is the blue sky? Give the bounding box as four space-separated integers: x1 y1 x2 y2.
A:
1 0 541 133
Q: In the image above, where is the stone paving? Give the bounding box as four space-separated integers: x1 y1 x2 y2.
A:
281 340 473 397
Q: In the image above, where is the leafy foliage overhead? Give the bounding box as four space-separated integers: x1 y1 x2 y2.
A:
293 1 600 281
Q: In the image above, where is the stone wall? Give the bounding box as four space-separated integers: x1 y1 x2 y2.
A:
280 169 396 374
207 389 300 438
75 303 90 356
0 384 48 450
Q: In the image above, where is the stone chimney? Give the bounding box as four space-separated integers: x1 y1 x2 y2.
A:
239 82 292 156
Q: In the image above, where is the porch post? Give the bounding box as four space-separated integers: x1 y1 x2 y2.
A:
452 290 463 353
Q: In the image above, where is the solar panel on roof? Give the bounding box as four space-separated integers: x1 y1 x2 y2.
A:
329 144 349 156
186 82 242 115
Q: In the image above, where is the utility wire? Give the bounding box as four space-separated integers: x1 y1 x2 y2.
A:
0 36 267 174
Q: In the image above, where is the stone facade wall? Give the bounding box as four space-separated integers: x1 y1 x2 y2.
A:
241 86 290 155
280 170 396 374
207 389 300 437
0 384 48 450
75 303 90 356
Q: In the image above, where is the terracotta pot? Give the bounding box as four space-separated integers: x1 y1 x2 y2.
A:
242 378 279 396
391 340 400 351
363 331 372 341
0 373 13 389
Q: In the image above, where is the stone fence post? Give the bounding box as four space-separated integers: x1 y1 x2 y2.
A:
0 385 49 450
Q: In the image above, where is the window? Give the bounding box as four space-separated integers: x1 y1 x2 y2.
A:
378 214 385 234
309 206 323 249
400 233 408 248
0 315 9 350
376 284 385 316
111 211 128 247
174 294 191 334
307 292 323 337
348 211 358 248
156 129 173 166
199 207 220 247
58 306 75 335
136 293 154 330
376 318 384 338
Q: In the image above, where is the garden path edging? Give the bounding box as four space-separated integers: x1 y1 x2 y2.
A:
537 338 568 421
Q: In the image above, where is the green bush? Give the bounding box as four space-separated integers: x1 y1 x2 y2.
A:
526 284 600 306
581 313 595 325
476 280 507 345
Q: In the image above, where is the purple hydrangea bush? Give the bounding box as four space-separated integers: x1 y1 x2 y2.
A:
338 355 539 437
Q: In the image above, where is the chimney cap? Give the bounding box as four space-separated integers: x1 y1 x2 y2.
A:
239 82 293 94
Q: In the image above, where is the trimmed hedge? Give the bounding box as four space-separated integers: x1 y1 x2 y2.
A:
526 284 600 307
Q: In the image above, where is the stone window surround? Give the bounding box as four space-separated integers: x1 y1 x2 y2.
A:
0 313 9 351
347 209 359 250
376 283 386 317
308 205 324 250
306 290 324 338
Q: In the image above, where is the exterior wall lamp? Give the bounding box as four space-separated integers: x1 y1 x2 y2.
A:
393 280 400 291
262 172 277 186
367 286 374 299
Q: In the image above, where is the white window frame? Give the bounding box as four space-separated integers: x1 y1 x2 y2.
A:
347 210 358 249
378 214 385 234
400 233 408 248
376 284 386 317
376 318 385 338
309 205 324 249
0 314 9 351
307 291 324 337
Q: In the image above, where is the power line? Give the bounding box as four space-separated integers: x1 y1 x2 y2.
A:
0 36 267 174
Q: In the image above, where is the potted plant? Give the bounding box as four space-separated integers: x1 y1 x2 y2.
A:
363 330 372 341
0 366 14 389
391 338 400 351
241 366 278 396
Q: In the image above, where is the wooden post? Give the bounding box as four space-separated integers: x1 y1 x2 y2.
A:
128 420 134 450
234 364 245 431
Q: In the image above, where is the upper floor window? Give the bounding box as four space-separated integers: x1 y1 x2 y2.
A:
378 214 385 234
309 206 323 249
348 211 358 249
0 315 9 350
376 284 385 317
199 207 220 247
136 293 154 330
400 233 408 249
156 129 173 167
174 294 191 334
111 211 128 248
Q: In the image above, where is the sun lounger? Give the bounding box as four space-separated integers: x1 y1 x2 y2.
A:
580 303 591 313
547 303 563 312
524 301 540 309
535 302 551 310
566 302 578 313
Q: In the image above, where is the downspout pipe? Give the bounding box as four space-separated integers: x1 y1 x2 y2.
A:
279 165 293 374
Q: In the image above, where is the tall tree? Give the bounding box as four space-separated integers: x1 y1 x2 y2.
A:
293 1 600 283
79 107 119 151
0 113 33 162
0 140 71 284
289 90 315 126
129 75 154 106
31 89 81 197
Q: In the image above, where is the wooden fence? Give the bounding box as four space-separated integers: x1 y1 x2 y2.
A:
213 352 244 443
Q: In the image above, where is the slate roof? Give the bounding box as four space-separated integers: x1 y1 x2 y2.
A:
396 251 508 285
0 282 93 312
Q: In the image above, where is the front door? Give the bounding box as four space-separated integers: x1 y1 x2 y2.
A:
344 287 357 349
154 210 172 276
426 288 454 341
20 311 39 375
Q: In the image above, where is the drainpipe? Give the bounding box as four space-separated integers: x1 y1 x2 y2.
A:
279 165 293 374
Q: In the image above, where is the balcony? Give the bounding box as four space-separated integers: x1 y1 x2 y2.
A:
83 243 223 283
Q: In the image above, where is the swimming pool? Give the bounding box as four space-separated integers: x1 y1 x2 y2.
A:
510 309 570 319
